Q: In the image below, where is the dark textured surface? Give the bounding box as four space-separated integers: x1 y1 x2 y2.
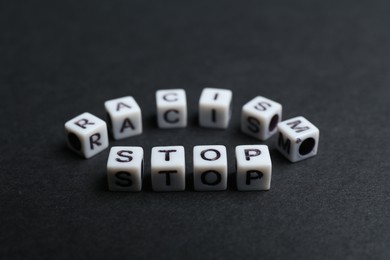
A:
1 0 390 259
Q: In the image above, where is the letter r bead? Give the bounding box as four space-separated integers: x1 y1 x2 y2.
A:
65 112 109 159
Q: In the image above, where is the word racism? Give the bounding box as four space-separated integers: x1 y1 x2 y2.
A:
64 88 320 191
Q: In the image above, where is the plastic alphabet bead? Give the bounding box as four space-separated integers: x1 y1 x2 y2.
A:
241 96 282 141
63 88 323 192
235 145 272 191
156 89 187 128
199 88 232 129
276 116 320 162
105 96 142 140
193 145 228 191
151 146 186 191
65 112 109 159
107 146 144 191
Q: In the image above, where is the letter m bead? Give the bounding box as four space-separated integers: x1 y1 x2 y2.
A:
276 116 320 162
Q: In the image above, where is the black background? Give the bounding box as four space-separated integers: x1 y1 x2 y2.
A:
1 0 390 259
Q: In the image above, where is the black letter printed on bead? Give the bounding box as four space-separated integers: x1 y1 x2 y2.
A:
116 150 133 163
201 170 222 186
89 133 102 150
75 119 95 129
244 149 261 161
115 171 133 187
200 149 221 161
158 170 177 186
246 170 263 185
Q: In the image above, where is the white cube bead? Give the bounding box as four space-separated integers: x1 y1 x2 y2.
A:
199 88 232 129
241 96 282 141
65 112 109 159
151 146 185 191
276 116 320 162
193 145 228 191
104 96 142 140
235 145 272 191
156 89 187 128
107 146 144 191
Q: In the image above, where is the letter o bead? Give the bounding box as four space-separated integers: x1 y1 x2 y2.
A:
107 146 144 191
235 145 272 191
193 145 228 191
64 112 109 159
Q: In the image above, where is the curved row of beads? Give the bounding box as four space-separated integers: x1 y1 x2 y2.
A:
64 88 319 163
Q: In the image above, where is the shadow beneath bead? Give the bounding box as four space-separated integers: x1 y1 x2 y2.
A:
232 125 264 144
143 114 158 129
56 142 85 160
227 171 237 191
142 171 153 192
189 113 199 128
97 174 108 192
269 147 291 166
185 172 195 191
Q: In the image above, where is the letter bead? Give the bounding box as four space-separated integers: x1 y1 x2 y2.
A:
107 146 144 191
199 88 233 129
156 89 187 128
65 112 109 159
151 146 186 191
235 145 272 191
276 116 320 162
193 145 228 191
241 96 282 141
105 96 142 140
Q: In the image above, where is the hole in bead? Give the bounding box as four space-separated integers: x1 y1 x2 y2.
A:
299 138 315 156
68 133 81 151
268 114 279 132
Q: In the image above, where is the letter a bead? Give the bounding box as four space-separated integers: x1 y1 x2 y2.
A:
105 96 142 140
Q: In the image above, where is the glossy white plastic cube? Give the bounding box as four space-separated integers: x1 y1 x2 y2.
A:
241 96 282 141
156 89 187 128
107 146 144 191
199 88 232 128
151 146 185 191
193 145 227 191
235 145 272 191
65 112 109 159
276 116 320 162
105 96 142 140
